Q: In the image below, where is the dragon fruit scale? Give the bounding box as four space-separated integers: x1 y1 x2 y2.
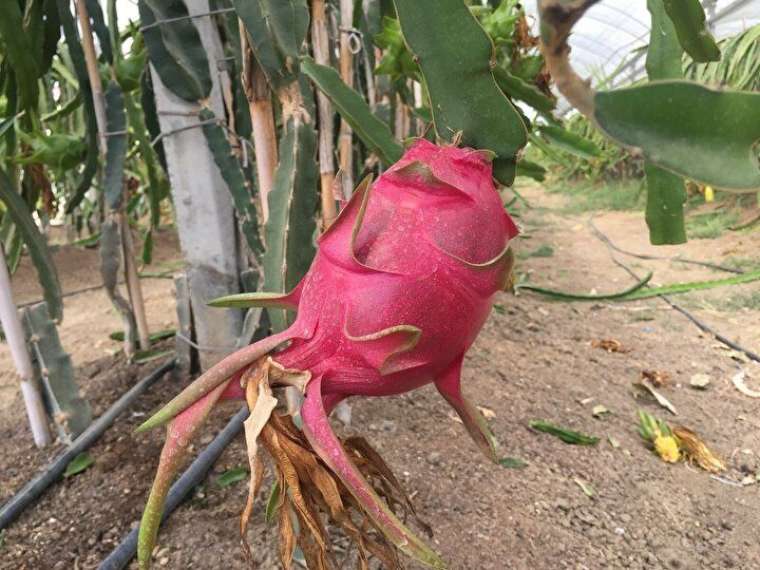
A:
137 139 519 569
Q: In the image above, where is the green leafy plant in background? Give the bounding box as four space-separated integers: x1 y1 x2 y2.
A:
685 24 760 91
528 113 643 183
0 0 169 327
537 0 760 246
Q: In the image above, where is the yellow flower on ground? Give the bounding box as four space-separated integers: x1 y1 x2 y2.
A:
654 435 680 463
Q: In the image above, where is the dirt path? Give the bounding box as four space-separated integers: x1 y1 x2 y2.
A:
1 188 759 569
0 229 181 416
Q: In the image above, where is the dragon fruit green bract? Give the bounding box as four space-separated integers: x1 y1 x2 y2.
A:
137 139 518 569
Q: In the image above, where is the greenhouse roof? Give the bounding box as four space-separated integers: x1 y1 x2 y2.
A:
524 0 760 111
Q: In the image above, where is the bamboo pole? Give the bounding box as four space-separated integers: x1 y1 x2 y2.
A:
76 0 150 352
220 69 239 153
75 0 107 155
316 2 349 423
338 0 355 200
311 0 338 229
0 245 51 447
363 45 377 113
240 22 278 223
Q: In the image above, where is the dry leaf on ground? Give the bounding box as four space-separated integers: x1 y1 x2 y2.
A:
732 370 760 398
592 405 611 418
641 369 671 387
672 426 726 473
591 339 630 353
477 405 496 419
634 378 678 415
574 478 595 498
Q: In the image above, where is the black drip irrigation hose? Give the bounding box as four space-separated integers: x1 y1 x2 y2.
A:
588 218 745 275
665 297 760 364
0 359 176 530
98 406 249 570
610 258 760 365
588 222 760 365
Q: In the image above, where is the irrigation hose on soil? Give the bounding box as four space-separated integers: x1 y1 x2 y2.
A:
98 406 249 570
590 224 760 365
0 359 175 530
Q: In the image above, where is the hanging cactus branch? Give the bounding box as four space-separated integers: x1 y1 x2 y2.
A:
643 0 687 245
393 0 528 185
537 0 760 192
301 57 403 165
200 109 265 258
536 0 599 116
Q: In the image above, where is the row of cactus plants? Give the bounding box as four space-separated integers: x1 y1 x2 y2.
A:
2 1 758 322
531 20 760 227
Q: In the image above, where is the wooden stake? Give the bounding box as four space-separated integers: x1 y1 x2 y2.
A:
338 0 355 199
0 245 51 447
240 21 278 223
311 0 338 229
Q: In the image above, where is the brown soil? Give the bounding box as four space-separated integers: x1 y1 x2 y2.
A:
1 189 759 570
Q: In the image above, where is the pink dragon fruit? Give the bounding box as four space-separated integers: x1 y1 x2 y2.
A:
137 139 518 568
